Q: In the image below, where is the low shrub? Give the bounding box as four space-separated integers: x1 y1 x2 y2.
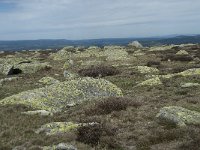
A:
147 61 161 67
78 65 120 77
84 97 141 116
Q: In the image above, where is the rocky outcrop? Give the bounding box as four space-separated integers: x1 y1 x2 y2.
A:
0 58 51 75
14 62 51 74
50 46 74 60
0 77 123 112
128 41 143 48
156 106 200 127
104 46 129 61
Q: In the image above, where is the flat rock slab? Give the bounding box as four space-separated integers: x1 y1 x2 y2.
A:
156 106 200 127
0 77 123 112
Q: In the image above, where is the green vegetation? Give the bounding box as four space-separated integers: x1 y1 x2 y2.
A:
1 43 200 149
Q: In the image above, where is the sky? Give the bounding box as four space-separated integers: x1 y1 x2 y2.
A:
0 0 200 40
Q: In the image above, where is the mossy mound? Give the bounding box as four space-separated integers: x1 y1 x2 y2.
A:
0 77 123 112
156 106 200 127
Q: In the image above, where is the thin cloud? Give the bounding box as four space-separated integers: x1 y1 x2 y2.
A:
0 0 200 40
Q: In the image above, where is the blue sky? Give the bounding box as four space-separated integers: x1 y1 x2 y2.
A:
0 0 200 40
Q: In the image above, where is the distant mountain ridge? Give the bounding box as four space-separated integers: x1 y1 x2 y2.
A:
0 35 200 51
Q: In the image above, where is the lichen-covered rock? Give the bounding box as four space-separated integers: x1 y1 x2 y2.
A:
0 77 123 111
50 47 74 60
176 50 189 55
63 59 74 70
156 106 200 127
149 45 174 51
63 71 78 79
178 68 200 76
73 49 104 58
35 122 79 135
0 77 21 86
0 64 14 75
128 41 143 48
42 143 77 150
21 110 53 116
104 46 129 61
39 77 60 85
137 77 162 86
132 66 159 74
14 62 51 74
0 57 51 75
181 82 200 88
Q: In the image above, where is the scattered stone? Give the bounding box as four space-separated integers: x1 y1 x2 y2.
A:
156 106 200 127
21 110 53 116
39 77 60 85
128 41 143 48
0 77 123 112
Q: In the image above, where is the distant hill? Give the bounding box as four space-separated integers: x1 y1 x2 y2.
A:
0 35 200 51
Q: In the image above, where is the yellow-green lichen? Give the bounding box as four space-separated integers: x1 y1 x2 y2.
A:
0 77 123 112
137 77 162 86
156 106 200 127
36 122 79 135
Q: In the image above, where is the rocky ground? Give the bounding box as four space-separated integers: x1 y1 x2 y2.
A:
1 43 200 150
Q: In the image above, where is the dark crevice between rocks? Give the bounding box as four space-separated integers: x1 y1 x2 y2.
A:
8 67 22 75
